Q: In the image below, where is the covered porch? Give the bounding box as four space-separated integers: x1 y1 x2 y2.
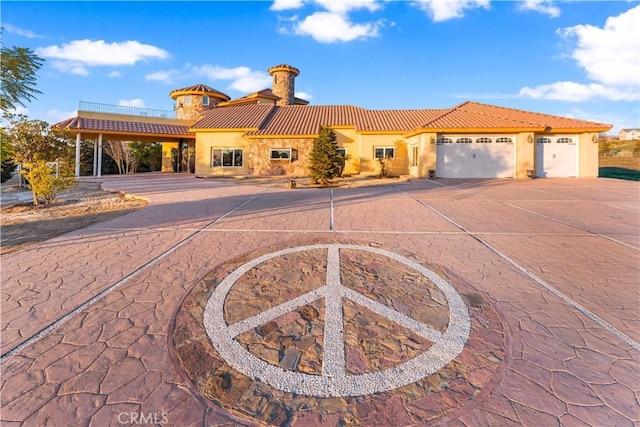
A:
53 102 195 177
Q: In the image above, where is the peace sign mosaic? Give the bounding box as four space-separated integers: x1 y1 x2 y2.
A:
171 241 508 425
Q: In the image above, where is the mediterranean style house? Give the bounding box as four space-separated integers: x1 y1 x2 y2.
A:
56 64 611 179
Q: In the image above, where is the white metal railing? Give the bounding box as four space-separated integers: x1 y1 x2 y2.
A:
78 101 176 119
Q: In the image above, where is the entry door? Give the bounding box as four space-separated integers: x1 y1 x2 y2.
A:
410 144 419 177
536 136 577 177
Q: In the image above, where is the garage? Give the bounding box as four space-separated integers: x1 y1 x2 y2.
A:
436 135 515 178
535 135 577 177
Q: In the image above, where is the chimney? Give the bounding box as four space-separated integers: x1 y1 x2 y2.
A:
268 64 299 106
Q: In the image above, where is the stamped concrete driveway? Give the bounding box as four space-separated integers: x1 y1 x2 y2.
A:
1 174 638 426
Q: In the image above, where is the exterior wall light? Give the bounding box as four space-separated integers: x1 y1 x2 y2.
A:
592 134 599 143
527 135 534 143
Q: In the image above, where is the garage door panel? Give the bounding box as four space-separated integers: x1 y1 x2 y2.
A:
437 135 514 178
536 136 577 178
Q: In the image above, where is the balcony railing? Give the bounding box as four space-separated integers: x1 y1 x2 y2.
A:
78 101 176 119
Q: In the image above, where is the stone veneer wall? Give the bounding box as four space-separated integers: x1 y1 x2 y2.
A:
248 138 314 176
175 95 218 121
271 71 295 106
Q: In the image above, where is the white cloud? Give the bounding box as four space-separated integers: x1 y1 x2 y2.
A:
36 40 169 75
190 65 272 93
2 23 45 39
107 71 122 78
520 6 640 102
295 91 312 100
51 61 89 76
411 0 490 22
145 69 180 84
294 12 382 42
118 99 146 108
271 0 304 11
43 109 77 124
519 81 637 102
517 0 560 18
313 0 381 13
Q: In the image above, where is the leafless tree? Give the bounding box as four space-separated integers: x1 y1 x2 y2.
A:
103 140 136 174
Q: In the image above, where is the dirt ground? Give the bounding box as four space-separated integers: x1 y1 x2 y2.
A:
1 181 147 255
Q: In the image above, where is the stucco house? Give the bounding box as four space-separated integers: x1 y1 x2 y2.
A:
618 128 640 141
56 64 611 179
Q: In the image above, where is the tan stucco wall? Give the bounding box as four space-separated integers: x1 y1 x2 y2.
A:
162 142 178 172
334 128 359 176
195 131 250 175
515 132 535 178
359 134 408 176
418 133 437 177
579 132 599 177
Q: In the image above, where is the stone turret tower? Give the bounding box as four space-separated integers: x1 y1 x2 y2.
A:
170 84 230 120
268 64 299 106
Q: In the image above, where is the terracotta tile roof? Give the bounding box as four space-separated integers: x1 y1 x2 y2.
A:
169 84 230 101
423 101 611 130
54 117 192 135
190 104 276 130
359 109 448 132
220 88 309 106
245 105 367 135
186 101 612 135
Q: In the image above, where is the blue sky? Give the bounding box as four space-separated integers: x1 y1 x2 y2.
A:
2 0 639 133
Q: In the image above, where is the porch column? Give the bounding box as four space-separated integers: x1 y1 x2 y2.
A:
97 134 103 177
75 133 81 177
93 138 98 176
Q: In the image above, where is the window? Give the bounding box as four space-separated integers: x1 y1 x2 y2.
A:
537 137 551 144
496 137 513 144
202 96 209 106
456 138 473 144
437 137 452 144
184 95 191 105
476 137 492 143
270 148 292 160
557 137 573 144
411 146 419 167
336 148 346 157
374 147 395 159
212 148 243 167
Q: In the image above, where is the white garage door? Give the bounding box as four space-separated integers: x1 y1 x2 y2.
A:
535 135 577 178
436 135 514 178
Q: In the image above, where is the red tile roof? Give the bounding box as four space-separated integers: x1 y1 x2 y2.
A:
220 88 309 106
360 109 448 132
169 84 230 101
423 101 611 130
245 105 366 135
190 104 275 130
194 101 610 135
54 117 192 135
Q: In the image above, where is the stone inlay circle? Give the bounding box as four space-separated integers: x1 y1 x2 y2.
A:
203 244 471 397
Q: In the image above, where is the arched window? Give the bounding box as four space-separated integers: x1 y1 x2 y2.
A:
557 137 573 144
456 138 473 144
537 137 552 144
496 137 513 144
437 137 452 144
476 137 492 143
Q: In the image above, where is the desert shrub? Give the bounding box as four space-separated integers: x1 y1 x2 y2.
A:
22 160 75 205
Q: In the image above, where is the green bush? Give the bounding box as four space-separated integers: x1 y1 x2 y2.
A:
308 127 340 185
